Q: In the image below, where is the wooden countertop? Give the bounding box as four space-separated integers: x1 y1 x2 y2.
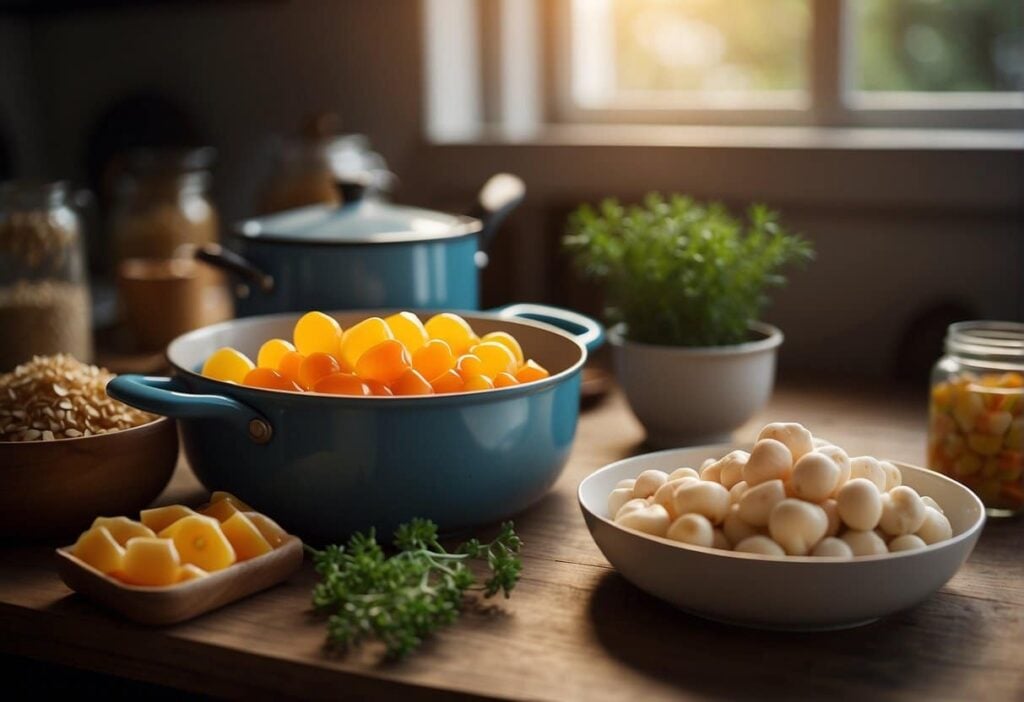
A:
2 381 1022 701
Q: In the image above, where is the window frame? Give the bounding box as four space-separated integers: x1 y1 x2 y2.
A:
545 0 1024 131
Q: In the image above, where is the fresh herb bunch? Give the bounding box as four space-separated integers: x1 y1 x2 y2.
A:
564 194 814 347
308 518 523 659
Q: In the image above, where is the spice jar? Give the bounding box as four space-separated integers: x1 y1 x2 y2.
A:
0 181 93 370
110 147 218 262
928 321 1024 517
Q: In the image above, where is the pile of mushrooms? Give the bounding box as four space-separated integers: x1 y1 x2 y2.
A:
607 423 953 558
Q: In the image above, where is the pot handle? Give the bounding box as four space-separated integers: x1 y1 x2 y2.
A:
470 173 526 259
492 303 605 352
194 243 275 294
106 375 274 444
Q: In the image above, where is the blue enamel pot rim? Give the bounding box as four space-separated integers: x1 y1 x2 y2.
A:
166 307 600 408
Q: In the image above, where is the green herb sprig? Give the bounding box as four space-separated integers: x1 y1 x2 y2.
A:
308 519 523 659
564 193 814 347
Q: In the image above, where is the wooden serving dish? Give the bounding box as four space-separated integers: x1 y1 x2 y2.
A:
56 536 304 625
0 417 178 540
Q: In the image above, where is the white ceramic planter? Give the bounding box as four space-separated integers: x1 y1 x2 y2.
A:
611 322 783 447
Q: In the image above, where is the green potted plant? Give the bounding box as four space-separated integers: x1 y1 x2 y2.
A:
564 194 813 447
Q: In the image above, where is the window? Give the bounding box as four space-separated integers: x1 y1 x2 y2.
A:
422 0 1024 141
558 0 1023 128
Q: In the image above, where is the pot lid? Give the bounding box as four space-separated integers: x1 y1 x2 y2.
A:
236 198 481 245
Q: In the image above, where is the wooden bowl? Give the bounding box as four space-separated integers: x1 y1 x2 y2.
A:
0 417 179 540
57 536 304 625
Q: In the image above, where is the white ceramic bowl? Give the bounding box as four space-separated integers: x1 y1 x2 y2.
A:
579 444 986 630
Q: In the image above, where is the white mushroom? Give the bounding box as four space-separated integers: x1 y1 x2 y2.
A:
669 467 701 482
888 534 927 552
615 498 649 520
665 513 713 547
616 503 671 537
840 529 888 556
757 422 815 461
768 499 829 556
811 537 853 558
737 479 786 527
708 450 749 489
821 498 841 537
712 529 731 550
879 460 902 491
915 506 953 545
734 535 786 556
729 480 748 505
615 478 637 490
607 488 635 519
743 439 793 486
632 469 669 499
723 504 761 545
849 456 887 492
816 445 851 494
836 478 883 531
789 451 841 503
878 486 927 536
921 495 943 514
672 480 731 524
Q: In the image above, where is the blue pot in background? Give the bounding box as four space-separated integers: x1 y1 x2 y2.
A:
196 174 525 316
107 305 603 541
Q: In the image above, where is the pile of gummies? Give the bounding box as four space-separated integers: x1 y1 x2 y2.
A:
201 311 550 396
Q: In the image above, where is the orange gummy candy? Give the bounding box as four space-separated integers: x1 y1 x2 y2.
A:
355 339 411 385
243 367 302 392
299 352 342 390
392 368 434 396
412 339 455 381
516 359 550 383
277 351 306 385
424 313 475 356
385 311 428 354
293 311 343 356
202 347 255 384
313 372 372 396
220 512 273 561
463 374 495 391
456 354 486 381
365 380 394 396
257 338 296 369
494 372 519 388
339 317 393 370
482 331 524 367
470 342 516 377
430 369 465 394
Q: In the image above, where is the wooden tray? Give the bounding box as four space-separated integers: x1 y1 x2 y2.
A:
56 536 304 625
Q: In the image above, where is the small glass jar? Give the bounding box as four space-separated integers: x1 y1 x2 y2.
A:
0 180 93 370
928 321 1024 517
110 147 219 262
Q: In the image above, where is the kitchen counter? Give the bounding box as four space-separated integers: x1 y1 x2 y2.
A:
2 381 1022 701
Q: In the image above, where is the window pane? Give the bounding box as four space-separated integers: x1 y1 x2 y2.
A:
855 0 1024 92
571 0 809 107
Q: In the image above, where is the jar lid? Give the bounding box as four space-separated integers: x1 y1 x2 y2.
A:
946 321 1024 362
235 199 481 245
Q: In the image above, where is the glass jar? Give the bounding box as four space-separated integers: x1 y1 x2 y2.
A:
928 321 1024 517
0 181 93 370
110 147 219 262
